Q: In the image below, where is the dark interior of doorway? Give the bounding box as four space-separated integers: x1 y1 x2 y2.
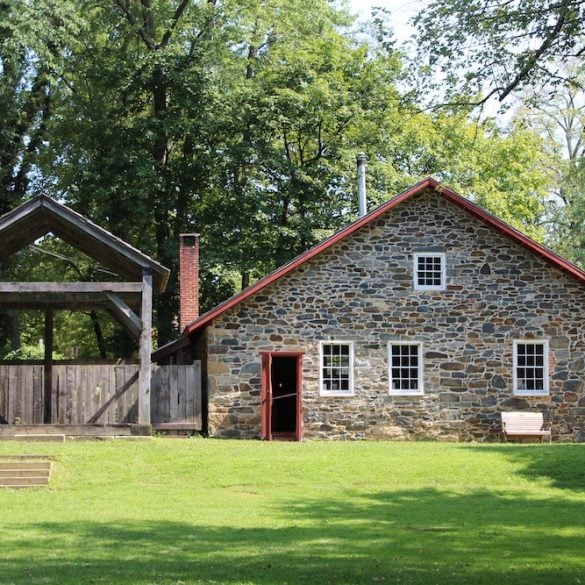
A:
270 356 297 435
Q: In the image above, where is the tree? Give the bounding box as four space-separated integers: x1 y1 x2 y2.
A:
0 0 82 209
43 0 390 342
413 0 585 108
0 0 81 352
3 0 557 354
517 69 585 264
358 105 553 240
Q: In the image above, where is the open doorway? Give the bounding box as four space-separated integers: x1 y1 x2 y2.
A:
261 352 303 441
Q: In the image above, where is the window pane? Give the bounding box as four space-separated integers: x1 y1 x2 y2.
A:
390 344 421 393
322 343 352 393
416 255 443 288
515 342 546 394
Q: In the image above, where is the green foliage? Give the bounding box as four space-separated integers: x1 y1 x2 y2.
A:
551 158 585 266
515 69 585 264
0 441 584 584
0 0 82 207
413 0 585 107
2 343 64 361
0 0 563 352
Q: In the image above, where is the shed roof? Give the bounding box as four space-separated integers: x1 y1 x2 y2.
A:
0 195 169 293
154 177 585 358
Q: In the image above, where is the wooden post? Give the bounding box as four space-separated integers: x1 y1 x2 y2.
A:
138 269 152 425
43 309 53 423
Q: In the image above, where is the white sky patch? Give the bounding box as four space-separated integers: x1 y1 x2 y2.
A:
348 0 426 45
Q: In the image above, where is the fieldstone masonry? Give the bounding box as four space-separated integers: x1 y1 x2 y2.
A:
205 189 585 441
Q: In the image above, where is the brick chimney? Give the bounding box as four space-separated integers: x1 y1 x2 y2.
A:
179 233 200 330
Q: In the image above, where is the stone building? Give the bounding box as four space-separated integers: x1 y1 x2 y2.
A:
154 177 585 441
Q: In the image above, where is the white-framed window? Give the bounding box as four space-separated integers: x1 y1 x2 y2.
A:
320 341 354 396
389 342 424 395
513 340 549 396
414 252 446 290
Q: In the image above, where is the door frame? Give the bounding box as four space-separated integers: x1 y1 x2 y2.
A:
260 351 303 441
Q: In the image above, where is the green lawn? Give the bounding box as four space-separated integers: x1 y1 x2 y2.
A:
0 439 584 585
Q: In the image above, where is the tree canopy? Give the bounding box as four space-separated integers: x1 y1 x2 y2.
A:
413 0 585 107
0 0 578 358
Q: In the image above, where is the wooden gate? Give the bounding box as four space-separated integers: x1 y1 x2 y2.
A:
0 362 201 429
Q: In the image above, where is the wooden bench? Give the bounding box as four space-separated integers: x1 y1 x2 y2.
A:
501 412 551 443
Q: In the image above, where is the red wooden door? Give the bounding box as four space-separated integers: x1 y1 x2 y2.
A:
261 352 272 440
295 354 303 442
261 352 303 441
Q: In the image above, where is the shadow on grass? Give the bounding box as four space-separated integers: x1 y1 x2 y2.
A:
465 443 585 491
2 487 584 585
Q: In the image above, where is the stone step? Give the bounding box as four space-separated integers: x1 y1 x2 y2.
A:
0 476 49 486
0 461 51 470
0 454 52 460
0 424 146 437
0 455 53 488
0 434 66 442
1 484 44 489
0 468 50 478
0 425 76 435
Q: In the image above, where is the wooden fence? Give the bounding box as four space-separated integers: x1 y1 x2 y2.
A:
0 362 201 429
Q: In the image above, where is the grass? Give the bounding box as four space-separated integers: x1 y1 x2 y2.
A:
0 439 584 585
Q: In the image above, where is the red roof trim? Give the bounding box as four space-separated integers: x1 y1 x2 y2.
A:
181 177 585 338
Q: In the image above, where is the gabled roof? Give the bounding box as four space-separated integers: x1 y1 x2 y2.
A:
0 195 169 293
154 177 585 358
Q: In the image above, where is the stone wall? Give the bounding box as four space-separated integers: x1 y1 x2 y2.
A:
205 189 585 441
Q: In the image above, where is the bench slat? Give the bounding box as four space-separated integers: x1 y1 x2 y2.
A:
501 412 551 443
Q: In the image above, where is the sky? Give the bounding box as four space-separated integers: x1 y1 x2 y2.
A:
349 0 425 43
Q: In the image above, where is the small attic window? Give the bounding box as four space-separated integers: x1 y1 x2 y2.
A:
414 253 445 290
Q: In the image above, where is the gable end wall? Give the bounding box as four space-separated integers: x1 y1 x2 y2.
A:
205 190 585 441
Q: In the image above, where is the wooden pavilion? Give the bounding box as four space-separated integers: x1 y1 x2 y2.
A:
0 195 182 437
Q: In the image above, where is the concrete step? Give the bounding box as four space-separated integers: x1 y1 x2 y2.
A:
0 461 51 470
0 434 66 442
0 455 53 488
0 424 145 437
0 454 52 460
0 468 51 478
1 484 45 489
0 476 49 486
0 468 49 477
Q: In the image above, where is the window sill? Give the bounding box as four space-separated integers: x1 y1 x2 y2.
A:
513 390 549 397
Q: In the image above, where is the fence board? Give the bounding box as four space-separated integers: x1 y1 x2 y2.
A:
0 368 5 423
32 366 44 424
8 367 17 424
150 363 201 429
0 362 201 429
185 364 195 424
190 361 202 430
169 365 179 423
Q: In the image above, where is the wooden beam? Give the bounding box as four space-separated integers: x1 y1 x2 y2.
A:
0 196 170 292
0 282 143 293
86 371 139 424
43 309 53 424
138 269 153 425
104 293 142 339
0 296 142 310
0 283 143 309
